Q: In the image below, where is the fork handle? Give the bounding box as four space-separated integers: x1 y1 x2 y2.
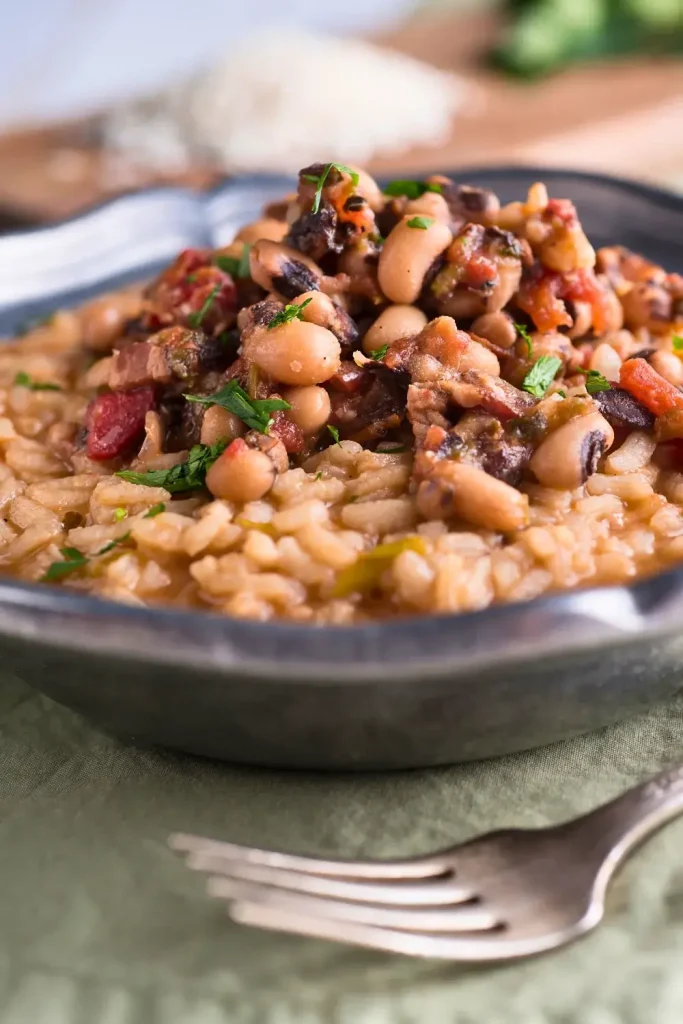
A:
570 764 683 869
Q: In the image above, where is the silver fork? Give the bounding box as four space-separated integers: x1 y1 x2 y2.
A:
170 765 683 962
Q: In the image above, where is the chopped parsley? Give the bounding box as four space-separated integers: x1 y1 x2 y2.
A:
303 163 360 214
522 355 562 399
144 502 166 518
368 344 389 361
514 323 533 357
13 372 61 392
673 335 683 352
266 297 313 330
314 471 323 481
215 244 252 279
327 424 341 446
185 380 290 434
116 440 229 493
43 546 88 581
96 533 131 556
42 534 131 582
383 180 443 200
113 507 128 522
580 368 612 394
406 216 434 230
187 285 221 329
557 390 567 398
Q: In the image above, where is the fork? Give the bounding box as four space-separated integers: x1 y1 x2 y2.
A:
170 765 683 962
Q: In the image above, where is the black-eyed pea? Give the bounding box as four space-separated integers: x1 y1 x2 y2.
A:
404 192 451 223
378 216 452 304
283 385 331 434
362 305 428 355
200 405 245 445
650 350 683 387
205 439 275 503
471 311 517 349
242 320 341 385
529 412 614 489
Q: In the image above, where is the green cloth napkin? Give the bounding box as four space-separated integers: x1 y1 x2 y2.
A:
2 671 683 1024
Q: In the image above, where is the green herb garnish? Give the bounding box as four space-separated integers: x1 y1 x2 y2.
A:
368 344 389 361
185 380 290 434
557 390 567 398
96 532 131 556
327 424 341 446
266 297 313 330
406 216 434 230
113 507 128 522
580 368 612 394
383 180 443 200
303 163 360 214
42 533 130 582
215 244 252 279
514 323 533 357
116 439 229 493
187 285 221 329
673 336 683 352
522 356 563 399
144 502 166 518
13 372 61 392
314 471 323 481
42 546 89 581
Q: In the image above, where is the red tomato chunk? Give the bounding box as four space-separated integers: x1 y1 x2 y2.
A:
86 386 156 461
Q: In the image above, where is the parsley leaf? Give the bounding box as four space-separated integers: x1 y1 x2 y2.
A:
96 532 131 556
368 344 389 361
14 372 61 391
514 323 533 357
673 335 683 352
113 507 128 522
185 380 290 434
42 532 132 582
144 502 166 518
383 180 443 199
580 368 612 394
215 243 252 279
43 546 89 581
116 439 229 493
305 163 360 214
327 424 341 446
406 216 433 230
314 471 323 481
187 285 221 329
266 297 313 330
522 356 562 399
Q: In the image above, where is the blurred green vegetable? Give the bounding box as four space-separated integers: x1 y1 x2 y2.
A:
493 0 683 77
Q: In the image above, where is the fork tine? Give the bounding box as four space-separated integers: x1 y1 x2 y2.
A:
183 855 473 906
230 901 527 962
207 876 499 933
169 833 446 880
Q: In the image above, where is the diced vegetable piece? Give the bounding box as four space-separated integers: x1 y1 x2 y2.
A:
619 358 683 418
332 536 427 598
86 386 156 461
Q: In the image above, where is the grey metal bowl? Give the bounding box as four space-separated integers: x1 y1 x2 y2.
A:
1 167 682 770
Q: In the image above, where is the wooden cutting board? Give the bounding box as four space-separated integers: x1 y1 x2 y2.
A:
0 9 681 224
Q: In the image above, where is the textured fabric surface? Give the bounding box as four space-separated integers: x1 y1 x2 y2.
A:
2 673 683 1023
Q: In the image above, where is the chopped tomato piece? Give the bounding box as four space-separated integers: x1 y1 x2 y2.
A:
619 358 683 418
86 386 156 461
